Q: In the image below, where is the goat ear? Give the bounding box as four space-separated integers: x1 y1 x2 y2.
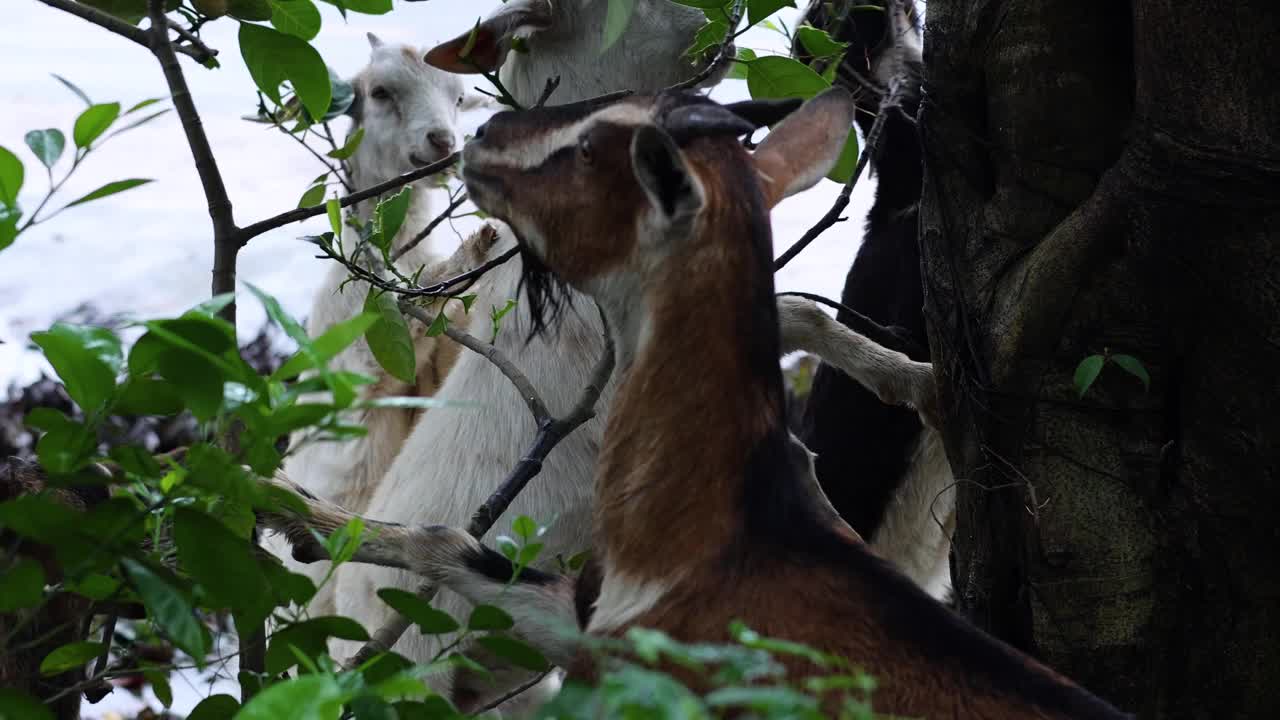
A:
751 88 855 207
366 32 384 51
663 104 758 145
722 97 804 129
425 0 553 74
631 125 704 223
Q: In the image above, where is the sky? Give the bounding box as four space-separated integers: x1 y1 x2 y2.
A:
0 0 877 388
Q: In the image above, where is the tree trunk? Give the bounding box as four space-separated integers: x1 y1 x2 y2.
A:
920 0 1280 716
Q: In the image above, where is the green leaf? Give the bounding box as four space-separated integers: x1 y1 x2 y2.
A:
747 0 794 26
101 109 171 140
795 25 847 58
187 694 240 720
265 616 369 674
326 197 342 236
245 281 310 346
144 669 173 708
363 289 416 384
323 517 365 566
727 48 757 81
747 56 830 100
373 186 413 250
512 515 538 542
0 146 24 207
476 635 549 672
705 685 817 713
467 604 514 631
125 98 163 114
270 0 323 40
669 0 729 7
826 130 860 183
326 126 364 160
235 674 348 720
31 408 96 475
121 558 208 658
0 206 19 252
39 641 105 676
272 310 379 380
684 19 729 59
299 182 327 209
317 0 392 13
188 292 237 318
426 310 449 338
73 102 121 149
115 376 184 416
377 588 461 635
24 129 65 171
174 508 273 630
239 24 332 123
30 323 122 413
227 0 273 21
0 558 45 611
0 689 55 720
1110 354 1151 392
601 0 636 52
64 178 153 208
50 73 92 106
1074 354 1106 399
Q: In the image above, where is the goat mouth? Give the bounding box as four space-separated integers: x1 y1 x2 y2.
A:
409 153 439 167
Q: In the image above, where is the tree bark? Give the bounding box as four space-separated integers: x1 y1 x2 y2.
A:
921 0 1280 716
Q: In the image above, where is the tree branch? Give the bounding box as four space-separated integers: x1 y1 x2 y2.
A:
147 0 238 322
342 304 615 669
774 75 908 271
236 153 459 244
391 191 468 262
36 0 218 64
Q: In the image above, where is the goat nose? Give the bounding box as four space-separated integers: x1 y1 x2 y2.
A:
428 130 455 154
473 121 487 140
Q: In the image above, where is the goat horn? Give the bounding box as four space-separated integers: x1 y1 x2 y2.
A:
663 104 759 144
722 97 805 129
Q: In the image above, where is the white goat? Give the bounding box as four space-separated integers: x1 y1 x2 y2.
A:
423 0 723 103
265 34 487 616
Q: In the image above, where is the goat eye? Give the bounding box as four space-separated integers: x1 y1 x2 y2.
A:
578 136 593 163
456 96 464 108
370 86 391 101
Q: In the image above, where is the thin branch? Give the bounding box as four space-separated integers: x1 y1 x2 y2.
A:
274 122 353 194
392 191 468 262
81 613 117 704
236 153 459 244
430 313 553 424
665 0 746 92
774 75 908 271
475 670 554 714
165 18 218 63
36 0 218 64
343 305 615 669
147 0 238 321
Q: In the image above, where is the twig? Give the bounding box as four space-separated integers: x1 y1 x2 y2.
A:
665 0 746 92
147 0 238 321
36 0 218 64
392 191 469 262
774 75 908 271
236 153 459 244
81 613 117 704
273 121 353 194
165 18 218 63
430 314 553 424
344 305 615 669
475 670 554 714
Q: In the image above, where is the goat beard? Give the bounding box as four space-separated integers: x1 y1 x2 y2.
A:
512 231 575 344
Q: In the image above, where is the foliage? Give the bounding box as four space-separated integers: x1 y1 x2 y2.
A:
1074 350 1151 398
0 0 880 717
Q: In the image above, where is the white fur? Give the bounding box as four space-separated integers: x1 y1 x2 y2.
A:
262 36 471 616
586 563 673 634
491 0 720 105
869 431 954 599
